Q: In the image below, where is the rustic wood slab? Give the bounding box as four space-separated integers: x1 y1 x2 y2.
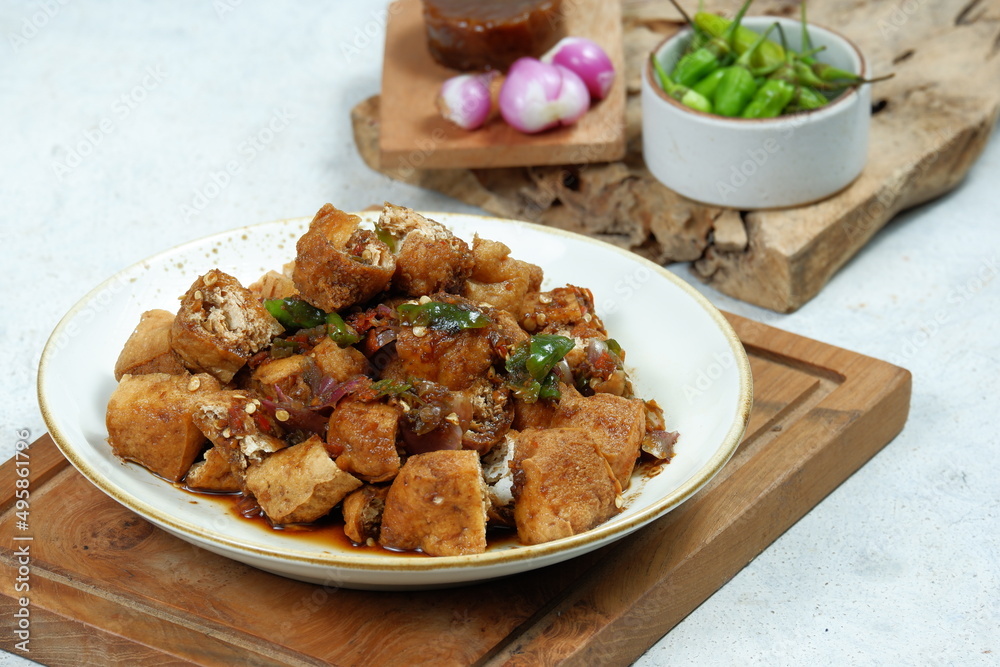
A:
359 0 1000 312
378 0 627 169
0 314 911 666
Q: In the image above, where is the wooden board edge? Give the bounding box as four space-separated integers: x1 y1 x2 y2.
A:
482 325 912 665
0 432 70 514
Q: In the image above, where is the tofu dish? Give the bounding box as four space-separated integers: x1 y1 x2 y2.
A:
106 203 678 556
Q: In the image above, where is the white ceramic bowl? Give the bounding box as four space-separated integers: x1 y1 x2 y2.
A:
38 212 752 590
642 16 870 209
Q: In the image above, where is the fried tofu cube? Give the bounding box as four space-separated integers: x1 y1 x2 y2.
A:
251 354 318 403
106 372 222 482
463 237 543 314
170 269 283 383
245 435 362 525
328 399 401 483
378 203 474 296
379 450 488 556
553 387 647 489
511 428 622 545
519 285 605 338
342 484 390 544
310 337 368 384
292 204 395 311
191 390 285 484
114 309 187 381
184 445 240 493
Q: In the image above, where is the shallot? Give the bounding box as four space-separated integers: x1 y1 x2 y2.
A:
541 36 616 100
498 57 590 134
436 72 496 130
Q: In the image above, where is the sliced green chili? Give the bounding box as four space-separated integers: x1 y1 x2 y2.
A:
526 334 575 381
373 220 398 253
371 378 412 397
326 311 361 347
396 301 491 334
264 297 327 330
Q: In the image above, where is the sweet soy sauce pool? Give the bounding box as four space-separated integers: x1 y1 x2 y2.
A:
190 490 521 557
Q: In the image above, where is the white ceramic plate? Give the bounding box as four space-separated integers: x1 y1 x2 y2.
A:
38 212 752 590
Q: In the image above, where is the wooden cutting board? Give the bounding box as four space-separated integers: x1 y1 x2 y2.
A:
0 314 911 667
378 0 627 169
357 0 1000 312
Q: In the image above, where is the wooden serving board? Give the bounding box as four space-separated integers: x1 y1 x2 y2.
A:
378 0 627 169
0 314 911 666
361 0 1000 312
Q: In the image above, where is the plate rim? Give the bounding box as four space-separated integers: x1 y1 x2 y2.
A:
38 211 752 575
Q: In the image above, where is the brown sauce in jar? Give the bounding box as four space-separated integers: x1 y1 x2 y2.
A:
422 0 565 71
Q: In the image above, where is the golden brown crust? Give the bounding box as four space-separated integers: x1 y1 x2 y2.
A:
292 204 395 311
329 399 401 483
170 269 283 384
342 484 390 544
379 204 473 296
114 309 187 380
511 428 622 545
310 337 368 384
379 450 488 556
184 445 240 493
464 236 543 314
106 372 222 482
244 435 362 525
552 386 647 489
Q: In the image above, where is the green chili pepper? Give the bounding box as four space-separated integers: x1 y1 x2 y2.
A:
740 78 795 118
526 334 575 381
713 22 778 117
270 338 302 359
652 54 714 113
537 372 561 401
325 312 361 347
791 85 829 111
505 335 573 403
671 0 754 87
691 68 727 100
605 338 623 359
694 10 784 69
373 220 398 253
264 297 327 330
396 301 491 334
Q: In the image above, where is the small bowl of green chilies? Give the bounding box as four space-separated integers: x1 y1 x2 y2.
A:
642 12 876 209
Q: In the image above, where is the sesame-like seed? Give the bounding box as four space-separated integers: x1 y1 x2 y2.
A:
232 394 246 400
245 403 257 414
204 273 217 287
445 412 459 425
399 400 411 412
431 495 444 505
418 295 431 304
538 294 553 304
193 290 203 301
222 427 232 439
365 538 375 547
275 409 290 422
412 325 427 337
187 377 201 391
537 313 548 326
583 312 593 322
615 494 624 508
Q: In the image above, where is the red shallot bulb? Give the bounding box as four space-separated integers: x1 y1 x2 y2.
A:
436 72 496 130
498 57 590 134
541 36 616 100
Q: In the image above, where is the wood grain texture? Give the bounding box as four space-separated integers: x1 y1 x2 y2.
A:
0 315 911 666
378 0 627 169
359 0 1000 311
